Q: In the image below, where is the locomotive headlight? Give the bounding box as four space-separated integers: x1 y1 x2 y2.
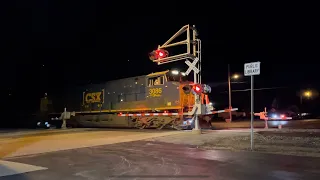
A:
171 70 179 75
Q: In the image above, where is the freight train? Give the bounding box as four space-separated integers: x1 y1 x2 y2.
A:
49 70 236 130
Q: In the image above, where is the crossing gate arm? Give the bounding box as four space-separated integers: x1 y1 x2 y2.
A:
253 112 293 120
117 108 238 117
117 112 183 117
206 108 238 115
265 117 293 120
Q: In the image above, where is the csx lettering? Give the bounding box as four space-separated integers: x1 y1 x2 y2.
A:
149 88 162 97
85 92 102 103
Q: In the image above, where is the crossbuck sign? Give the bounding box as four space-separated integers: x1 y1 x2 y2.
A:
185 57 200 75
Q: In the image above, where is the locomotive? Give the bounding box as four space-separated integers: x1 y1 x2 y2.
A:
49 70 231 130
46 25 240 130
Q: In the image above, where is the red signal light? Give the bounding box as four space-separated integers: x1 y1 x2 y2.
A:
155 49 167 58
195 86 201 92
158 51 164 57
149 49 168 61
192 84 203 95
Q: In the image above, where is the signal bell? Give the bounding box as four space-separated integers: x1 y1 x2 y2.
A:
202 84 211 94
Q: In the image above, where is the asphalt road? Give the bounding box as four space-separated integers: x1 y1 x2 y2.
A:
1 140 320 180
211 119 320 129
0 129 181 158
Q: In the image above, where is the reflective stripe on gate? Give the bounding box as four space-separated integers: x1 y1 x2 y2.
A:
118 113 183 117
207 108 238 114
267 117 293 120
118 108 239 116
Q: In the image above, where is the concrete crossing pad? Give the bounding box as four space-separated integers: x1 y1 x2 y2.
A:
0 160 47 177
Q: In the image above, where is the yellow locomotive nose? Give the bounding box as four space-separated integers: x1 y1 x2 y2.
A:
179 84 195 112
182 85 192 94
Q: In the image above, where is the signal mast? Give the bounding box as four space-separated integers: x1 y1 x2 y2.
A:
149 25 204 134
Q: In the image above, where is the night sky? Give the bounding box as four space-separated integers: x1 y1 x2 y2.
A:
2 1 319 116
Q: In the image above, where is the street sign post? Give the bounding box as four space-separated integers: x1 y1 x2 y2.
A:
244 61 260 151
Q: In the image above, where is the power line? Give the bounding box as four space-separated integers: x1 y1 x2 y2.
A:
208 81 247 87
220 86 288 93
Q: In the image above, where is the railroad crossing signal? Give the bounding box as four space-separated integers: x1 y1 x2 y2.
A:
149 49 169 61
148 25 203 134
192 84 203 95
185 57 200 75
157 50 166 58
155 49 168 59
183 84 211 95
148 25 196 65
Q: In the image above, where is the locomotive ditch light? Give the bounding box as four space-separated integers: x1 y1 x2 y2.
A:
171 70 179 75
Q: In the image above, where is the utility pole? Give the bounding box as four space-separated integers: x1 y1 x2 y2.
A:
228 64 232 122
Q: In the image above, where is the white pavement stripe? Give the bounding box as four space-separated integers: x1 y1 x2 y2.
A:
0 160 48 177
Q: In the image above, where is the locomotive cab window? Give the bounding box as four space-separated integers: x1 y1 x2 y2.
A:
166 72 187 82
148 75 164 86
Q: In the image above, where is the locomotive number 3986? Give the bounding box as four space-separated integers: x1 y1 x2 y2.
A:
149 88 162 97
